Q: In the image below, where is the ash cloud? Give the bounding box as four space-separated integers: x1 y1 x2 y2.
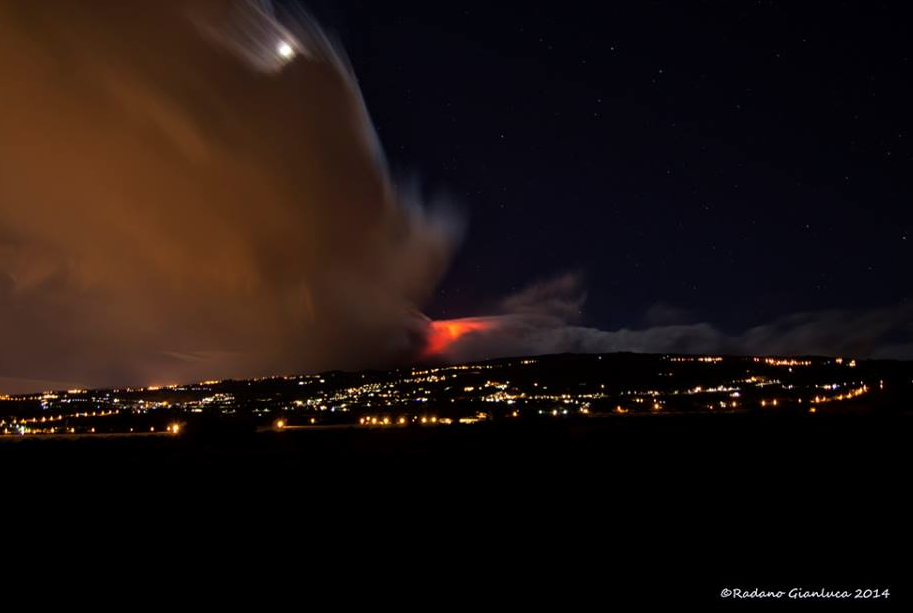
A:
0 0 461 393
434 274 913 362
1 0 907 394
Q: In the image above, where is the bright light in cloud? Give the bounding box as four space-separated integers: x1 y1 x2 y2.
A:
422 318 494 358
277 41 294 59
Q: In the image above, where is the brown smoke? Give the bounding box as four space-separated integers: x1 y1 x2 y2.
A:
0 0 461 392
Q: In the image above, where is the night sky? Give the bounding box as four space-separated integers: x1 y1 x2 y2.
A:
1 0 911 393
315 0 912 333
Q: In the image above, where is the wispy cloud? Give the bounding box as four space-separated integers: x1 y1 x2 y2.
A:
429 274 913 362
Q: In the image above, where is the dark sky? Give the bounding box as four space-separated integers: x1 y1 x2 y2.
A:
310 0 912 333
1 0 911 393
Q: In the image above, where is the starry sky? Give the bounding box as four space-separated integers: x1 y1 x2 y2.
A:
311 0 912 335
1 0 911 393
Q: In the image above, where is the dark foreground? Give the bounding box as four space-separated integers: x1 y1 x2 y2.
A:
3 413 909 606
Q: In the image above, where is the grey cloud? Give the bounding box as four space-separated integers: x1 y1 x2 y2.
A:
438 275 913 362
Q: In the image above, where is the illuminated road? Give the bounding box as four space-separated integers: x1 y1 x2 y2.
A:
0 432 177 441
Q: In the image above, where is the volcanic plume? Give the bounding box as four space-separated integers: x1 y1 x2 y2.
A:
420 318 496 359
422 274 913 363
0 0 461 392
2 1 910 393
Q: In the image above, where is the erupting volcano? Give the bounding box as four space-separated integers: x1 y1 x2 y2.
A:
421 318 494 358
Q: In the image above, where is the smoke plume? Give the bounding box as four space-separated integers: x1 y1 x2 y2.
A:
0 0 461 392
426 274 913 363
1 1 908 393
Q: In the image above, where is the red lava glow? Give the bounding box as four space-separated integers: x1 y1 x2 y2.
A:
422 318 493 357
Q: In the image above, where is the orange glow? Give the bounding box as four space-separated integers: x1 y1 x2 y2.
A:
422 318 493 357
